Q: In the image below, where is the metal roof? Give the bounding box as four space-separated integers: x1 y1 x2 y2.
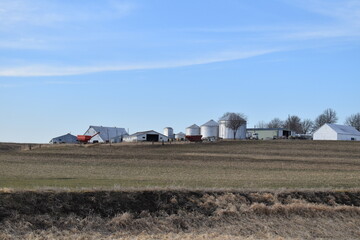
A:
88 126 128 141
186 124 200 129
327 124 360 135
247 128 291 131
51 133 76 139
201 119 219 127
126 130 168 138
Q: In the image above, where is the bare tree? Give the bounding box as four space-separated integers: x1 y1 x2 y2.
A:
300 119 314 134
345 113 360 131
314 108 338 130
284 115 302 133
256 121 267 128
220 112 247 140
267 118 284 129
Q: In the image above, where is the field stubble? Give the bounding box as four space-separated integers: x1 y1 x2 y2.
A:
1 140 360 239
1 140 360 189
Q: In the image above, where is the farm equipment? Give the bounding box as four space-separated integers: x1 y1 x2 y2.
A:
77 132 100 143
185 135 203 142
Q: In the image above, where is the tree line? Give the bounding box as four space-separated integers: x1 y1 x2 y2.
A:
256 109 360 134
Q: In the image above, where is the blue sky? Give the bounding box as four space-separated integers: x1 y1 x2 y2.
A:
0 0 359 143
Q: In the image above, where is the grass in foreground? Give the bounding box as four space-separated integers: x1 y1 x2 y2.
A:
1 189 360 239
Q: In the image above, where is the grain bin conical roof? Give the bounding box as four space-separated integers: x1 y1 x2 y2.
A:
187 124 200 129
201 119 219 127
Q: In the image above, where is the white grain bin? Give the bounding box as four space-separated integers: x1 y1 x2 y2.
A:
219 116 247 139
164 127 174 139
200 120 219 139
186 124 201 136
175 132 186 141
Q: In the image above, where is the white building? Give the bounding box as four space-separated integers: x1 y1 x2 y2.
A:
123 130 169 142
84 126 128 143
200 120 219 139
49 133 78 144
219 116 247 139
313 123 360 141
164 127 174 139
186 124 201 136
175 132 186 141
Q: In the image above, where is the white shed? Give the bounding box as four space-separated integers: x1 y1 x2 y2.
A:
313 123 360 141
84 126 128 143
123 130 169 142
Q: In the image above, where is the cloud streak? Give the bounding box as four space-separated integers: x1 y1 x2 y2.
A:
0 0 137 28
0 49 279 77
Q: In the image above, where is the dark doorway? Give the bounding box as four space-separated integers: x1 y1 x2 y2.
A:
283 130 291 138
146 134 159 142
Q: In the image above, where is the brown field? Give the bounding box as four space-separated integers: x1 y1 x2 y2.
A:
1 140 360 189
1 140 360 239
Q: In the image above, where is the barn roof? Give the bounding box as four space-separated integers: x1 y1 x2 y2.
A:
89 126 128 141
327 124 360 135
126 130 168 138
51 133 76 140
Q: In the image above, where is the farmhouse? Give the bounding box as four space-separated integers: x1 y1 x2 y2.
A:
83 126 128 143
247 128 294 140
123 130 169 142
49 133 77 144
313 123 360 141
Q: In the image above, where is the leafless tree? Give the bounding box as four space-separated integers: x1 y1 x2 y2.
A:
284 115 302 133
256 121 267 128
220 112 247 140
267 118 284 129
314 108 338 130
345 113 360 131
300 119 314 134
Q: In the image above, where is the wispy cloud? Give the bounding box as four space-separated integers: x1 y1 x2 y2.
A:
0 49 279 77
186 0 360 42
0 0 137 28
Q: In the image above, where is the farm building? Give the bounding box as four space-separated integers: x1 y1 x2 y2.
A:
313 124 360 141
246 128 294 140
83 126 128 143
219 116 247 139
123 130 169 142
175 132 186 141
201 120 219 139
163 127 174 139
186 124 201 136
49 133 77 144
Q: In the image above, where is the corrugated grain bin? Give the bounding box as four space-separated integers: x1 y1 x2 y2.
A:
200 120 219 139
186 124 201 136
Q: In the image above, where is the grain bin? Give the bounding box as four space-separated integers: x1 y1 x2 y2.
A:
200 120 219 139
175 132 186 141
186 124 200 136
219 115 247 139
164 127 174 139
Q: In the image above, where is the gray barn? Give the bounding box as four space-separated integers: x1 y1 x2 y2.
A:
50 133 78 144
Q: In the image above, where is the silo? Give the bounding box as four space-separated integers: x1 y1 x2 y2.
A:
186 124 200 136
200 120 219 139
219 116 247 139
175 132 186 141
164 127 174 139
